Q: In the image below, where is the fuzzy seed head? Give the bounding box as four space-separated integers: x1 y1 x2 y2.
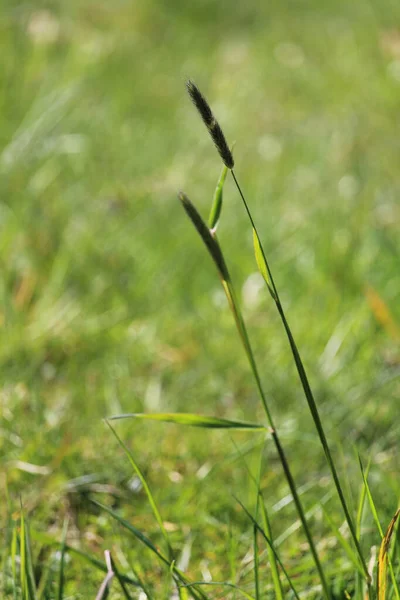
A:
186 80 234 169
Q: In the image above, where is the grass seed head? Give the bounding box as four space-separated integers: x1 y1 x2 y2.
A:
178 191 230 281
186 80 234 169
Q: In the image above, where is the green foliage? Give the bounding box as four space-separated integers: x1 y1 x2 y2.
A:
1 0 399 597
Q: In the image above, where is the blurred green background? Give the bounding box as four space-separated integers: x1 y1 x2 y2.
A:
1 0 399 596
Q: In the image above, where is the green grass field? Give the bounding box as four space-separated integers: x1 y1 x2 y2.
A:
1 1 399 597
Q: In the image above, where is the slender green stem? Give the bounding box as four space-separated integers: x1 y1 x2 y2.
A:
230 169 371 586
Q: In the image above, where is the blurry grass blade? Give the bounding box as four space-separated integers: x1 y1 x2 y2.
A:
208 164 228 230
377 509 400 600
57 519 69 600
109 412 266 430
179 191 230 281
105 420 173 559
252 228 275 299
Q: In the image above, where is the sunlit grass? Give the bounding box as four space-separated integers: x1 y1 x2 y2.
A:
1 0 399 597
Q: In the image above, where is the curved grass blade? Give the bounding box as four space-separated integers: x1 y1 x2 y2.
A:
105 420 173 560
378 509 400 600
109 413 266 430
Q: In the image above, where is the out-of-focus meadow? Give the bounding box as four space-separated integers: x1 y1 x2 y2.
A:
1 0 399 596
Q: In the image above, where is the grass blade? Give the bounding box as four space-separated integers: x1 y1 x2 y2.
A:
108 413 266 430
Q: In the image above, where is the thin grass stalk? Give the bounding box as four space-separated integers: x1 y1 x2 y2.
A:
230 168 371 587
